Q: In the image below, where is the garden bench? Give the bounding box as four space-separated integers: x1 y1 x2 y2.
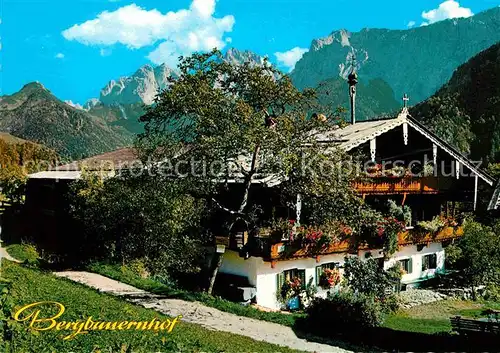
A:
451 316 500 336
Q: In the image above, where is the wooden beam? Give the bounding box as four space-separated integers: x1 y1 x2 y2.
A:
296 193 302 226
474 174 479 211
370 138 376 162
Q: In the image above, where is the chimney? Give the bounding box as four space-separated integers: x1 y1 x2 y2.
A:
347 56 358 125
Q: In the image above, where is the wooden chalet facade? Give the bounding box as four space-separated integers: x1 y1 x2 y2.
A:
22 76 500 311
218 105 499 310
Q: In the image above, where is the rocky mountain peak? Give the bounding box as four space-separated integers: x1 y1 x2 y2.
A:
83 98 101 111
99 64 179 106
224 48 266 66
311 29 352 51
20 82 49 94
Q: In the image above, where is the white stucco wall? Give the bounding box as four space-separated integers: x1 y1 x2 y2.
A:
384 243 445 284
219 250 258 286
220 243 446 310
252 253 345 310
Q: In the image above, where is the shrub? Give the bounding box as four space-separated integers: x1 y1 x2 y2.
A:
343 257 395 299
122 258 149 279
483 283 500 302
444 243 463 269
379 294 400 313
68 173 208 279
305 291 384 333
6 243 40 267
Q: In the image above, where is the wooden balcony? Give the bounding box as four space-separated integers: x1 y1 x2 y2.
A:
268 239 352 260
398 226 464 246
265 226 464 261
353 176 453 195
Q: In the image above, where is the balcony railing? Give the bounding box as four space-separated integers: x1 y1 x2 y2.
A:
353 176 453 195
262 226 463 261
398 225 464 246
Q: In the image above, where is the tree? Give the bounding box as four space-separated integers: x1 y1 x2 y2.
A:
0 139 58 204
68 171 208 281
450 220 500 299
343 256 398 299
137 50 361 292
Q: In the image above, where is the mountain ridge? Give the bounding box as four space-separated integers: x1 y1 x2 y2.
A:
0 83 133 159
411 42 500 164
291 7 500 105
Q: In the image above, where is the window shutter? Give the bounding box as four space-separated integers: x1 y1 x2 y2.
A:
431 254 437 269
316 266 322 286
277 272 285 291
408 258 413 274
298 269 306 289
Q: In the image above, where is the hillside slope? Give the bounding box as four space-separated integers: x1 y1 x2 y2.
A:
316 77 400 121
411 42 500 163
0 83 133 159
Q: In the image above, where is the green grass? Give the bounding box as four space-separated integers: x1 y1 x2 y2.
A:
5 244 40 263
89 262 303 327
384 299 500 334
2 260 302 352
384 315 451 334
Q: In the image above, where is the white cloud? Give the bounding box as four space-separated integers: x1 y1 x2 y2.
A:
274 47 308 72
55 53 65 59
62 1 235 67
421 0 473 26
407 21 416 28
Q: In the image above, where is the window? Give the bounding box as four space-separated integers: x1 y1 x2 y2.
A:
316 262 340 286
422 254 437 270
277 268 306 290
399 259 412 274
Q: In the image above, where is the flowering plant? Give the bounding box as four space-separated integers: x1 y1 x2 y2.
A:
416 216 446 233
269 218 296 242
376 217 406 237
289 277 302 291
442 216 459 227
295 225 341 250
376 217 406 256
319 268 341 289
279 276 303 302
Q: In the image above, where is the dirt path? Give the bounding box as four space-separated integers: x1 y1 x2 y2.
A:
55 271 353 353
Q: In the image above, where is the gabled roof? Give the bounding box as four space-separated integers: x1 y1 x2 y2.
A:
29 148 139 180
28 109 499 210
317 108 495 187
488 181 500 211
316 114 407 151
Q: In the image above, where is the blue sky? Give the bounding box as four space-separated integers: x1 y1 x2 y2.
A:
1 0 499 105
